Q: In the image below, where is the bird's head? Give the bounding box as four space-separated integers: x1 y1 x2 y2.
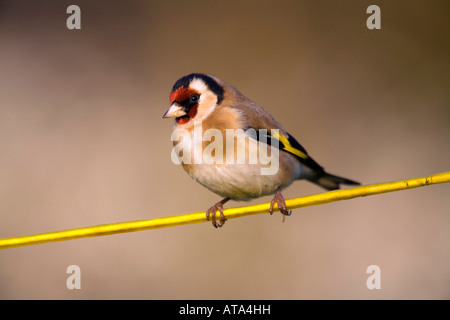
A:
162 73 224 125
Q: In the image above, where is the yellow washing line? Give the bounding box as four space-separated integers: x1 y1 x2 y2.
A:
1 172 449 250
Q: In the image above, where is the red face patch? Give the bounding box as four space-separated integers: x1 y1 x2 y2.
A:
176 117 190 125
170 86 200 104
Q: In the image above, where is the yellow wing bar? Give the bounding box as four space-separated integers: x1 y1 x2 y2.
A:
271 130 309 160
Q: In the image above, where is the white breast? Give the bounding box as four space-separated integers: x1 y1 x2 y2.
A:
178 129 302 201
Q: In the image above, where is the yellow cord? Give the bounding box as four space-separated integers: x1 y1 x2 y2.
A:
0 172 449 250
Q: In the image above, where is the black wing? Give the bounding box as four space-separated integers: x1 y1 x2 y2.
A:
255 129 325 173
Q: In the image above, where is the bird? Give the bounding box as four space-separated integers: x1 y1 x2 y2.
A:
163 73 360 228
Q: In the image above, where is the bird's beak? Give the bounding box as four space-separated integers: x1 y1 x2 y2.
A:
162 104 186 119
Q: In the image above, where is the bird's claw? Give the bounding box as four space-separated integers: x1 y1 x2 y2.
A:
269 188 291 222
206 202 227 228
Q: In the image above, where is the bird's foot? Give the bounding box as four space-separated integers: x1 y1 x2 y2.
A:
206 198 230 228
269 188 292 222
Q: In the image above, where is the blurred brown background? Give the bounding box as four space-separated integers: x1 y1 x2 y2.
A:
0 0 449 299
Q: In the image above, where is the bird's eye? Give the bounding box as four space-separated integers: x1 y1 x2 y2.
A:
190 94 200 103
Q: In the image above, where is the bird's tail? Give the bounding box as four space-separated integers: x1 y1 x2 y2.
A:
310 172 360 191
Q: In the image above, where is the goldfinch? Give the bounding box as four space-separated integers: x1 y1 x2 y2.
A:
163 73 360 228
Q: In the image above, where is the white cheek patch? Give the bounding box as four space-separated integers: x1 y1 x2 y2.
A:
189 78 218 122
196 94 217 122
